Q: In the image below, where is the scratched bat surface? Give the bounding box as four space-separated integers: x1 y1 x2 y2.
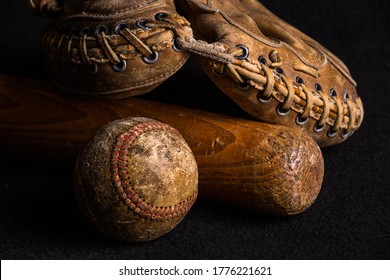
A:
0 74 324 215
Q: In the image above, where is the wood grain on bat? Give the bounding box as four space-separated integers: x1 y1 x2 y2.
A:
0 74 324 215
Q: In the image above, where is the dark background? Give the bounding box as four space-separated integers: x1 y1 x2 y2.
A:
0 0 389 259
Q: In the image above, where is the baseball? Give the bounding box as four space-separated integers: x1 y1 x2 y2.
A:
74 117 198 242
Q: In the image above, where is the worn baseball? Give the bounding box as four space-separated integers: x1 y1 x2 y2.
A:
74 118 198 242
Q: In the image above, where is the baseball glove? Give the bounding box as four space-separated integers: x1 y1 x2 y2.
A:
175 0 364 147
28 0 193 97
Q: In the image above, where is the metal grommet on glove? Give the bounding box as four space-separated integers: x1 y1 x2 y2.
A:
175 0 363 147
34 0 193 98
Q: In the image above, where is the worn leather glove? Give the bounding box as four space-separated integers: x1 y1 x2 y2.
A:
29 0 363 146
29 0 192 97
175 0 363 147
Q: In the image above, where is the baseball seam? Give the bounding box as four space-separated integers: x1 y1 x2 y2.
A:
111 121 197 222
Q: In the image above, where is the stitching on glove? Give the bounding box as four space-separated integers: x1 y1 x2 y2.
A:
44 13 189 73
177 36 363 136
63 0 162 20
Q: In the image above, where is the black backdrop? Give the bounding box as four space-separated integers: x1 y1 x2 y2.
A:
0 0 389 259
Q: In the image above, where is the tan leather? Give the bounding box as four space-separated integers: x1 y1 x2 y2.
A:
176 0 364 147
34 0 192 97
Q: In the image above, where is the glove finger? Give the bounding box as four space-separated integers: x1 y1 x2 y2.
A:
176 0 363 147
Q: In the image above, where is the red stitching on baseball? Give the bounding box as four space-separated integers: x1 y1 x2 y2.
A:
111 121 197 221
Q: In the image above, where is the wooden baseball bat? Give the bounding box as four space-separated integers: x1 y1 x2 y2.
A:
0 74 324 215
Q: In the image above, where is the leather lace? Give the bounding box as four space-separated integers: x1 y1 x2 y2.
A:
44 13 191 71
176 38 364 136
